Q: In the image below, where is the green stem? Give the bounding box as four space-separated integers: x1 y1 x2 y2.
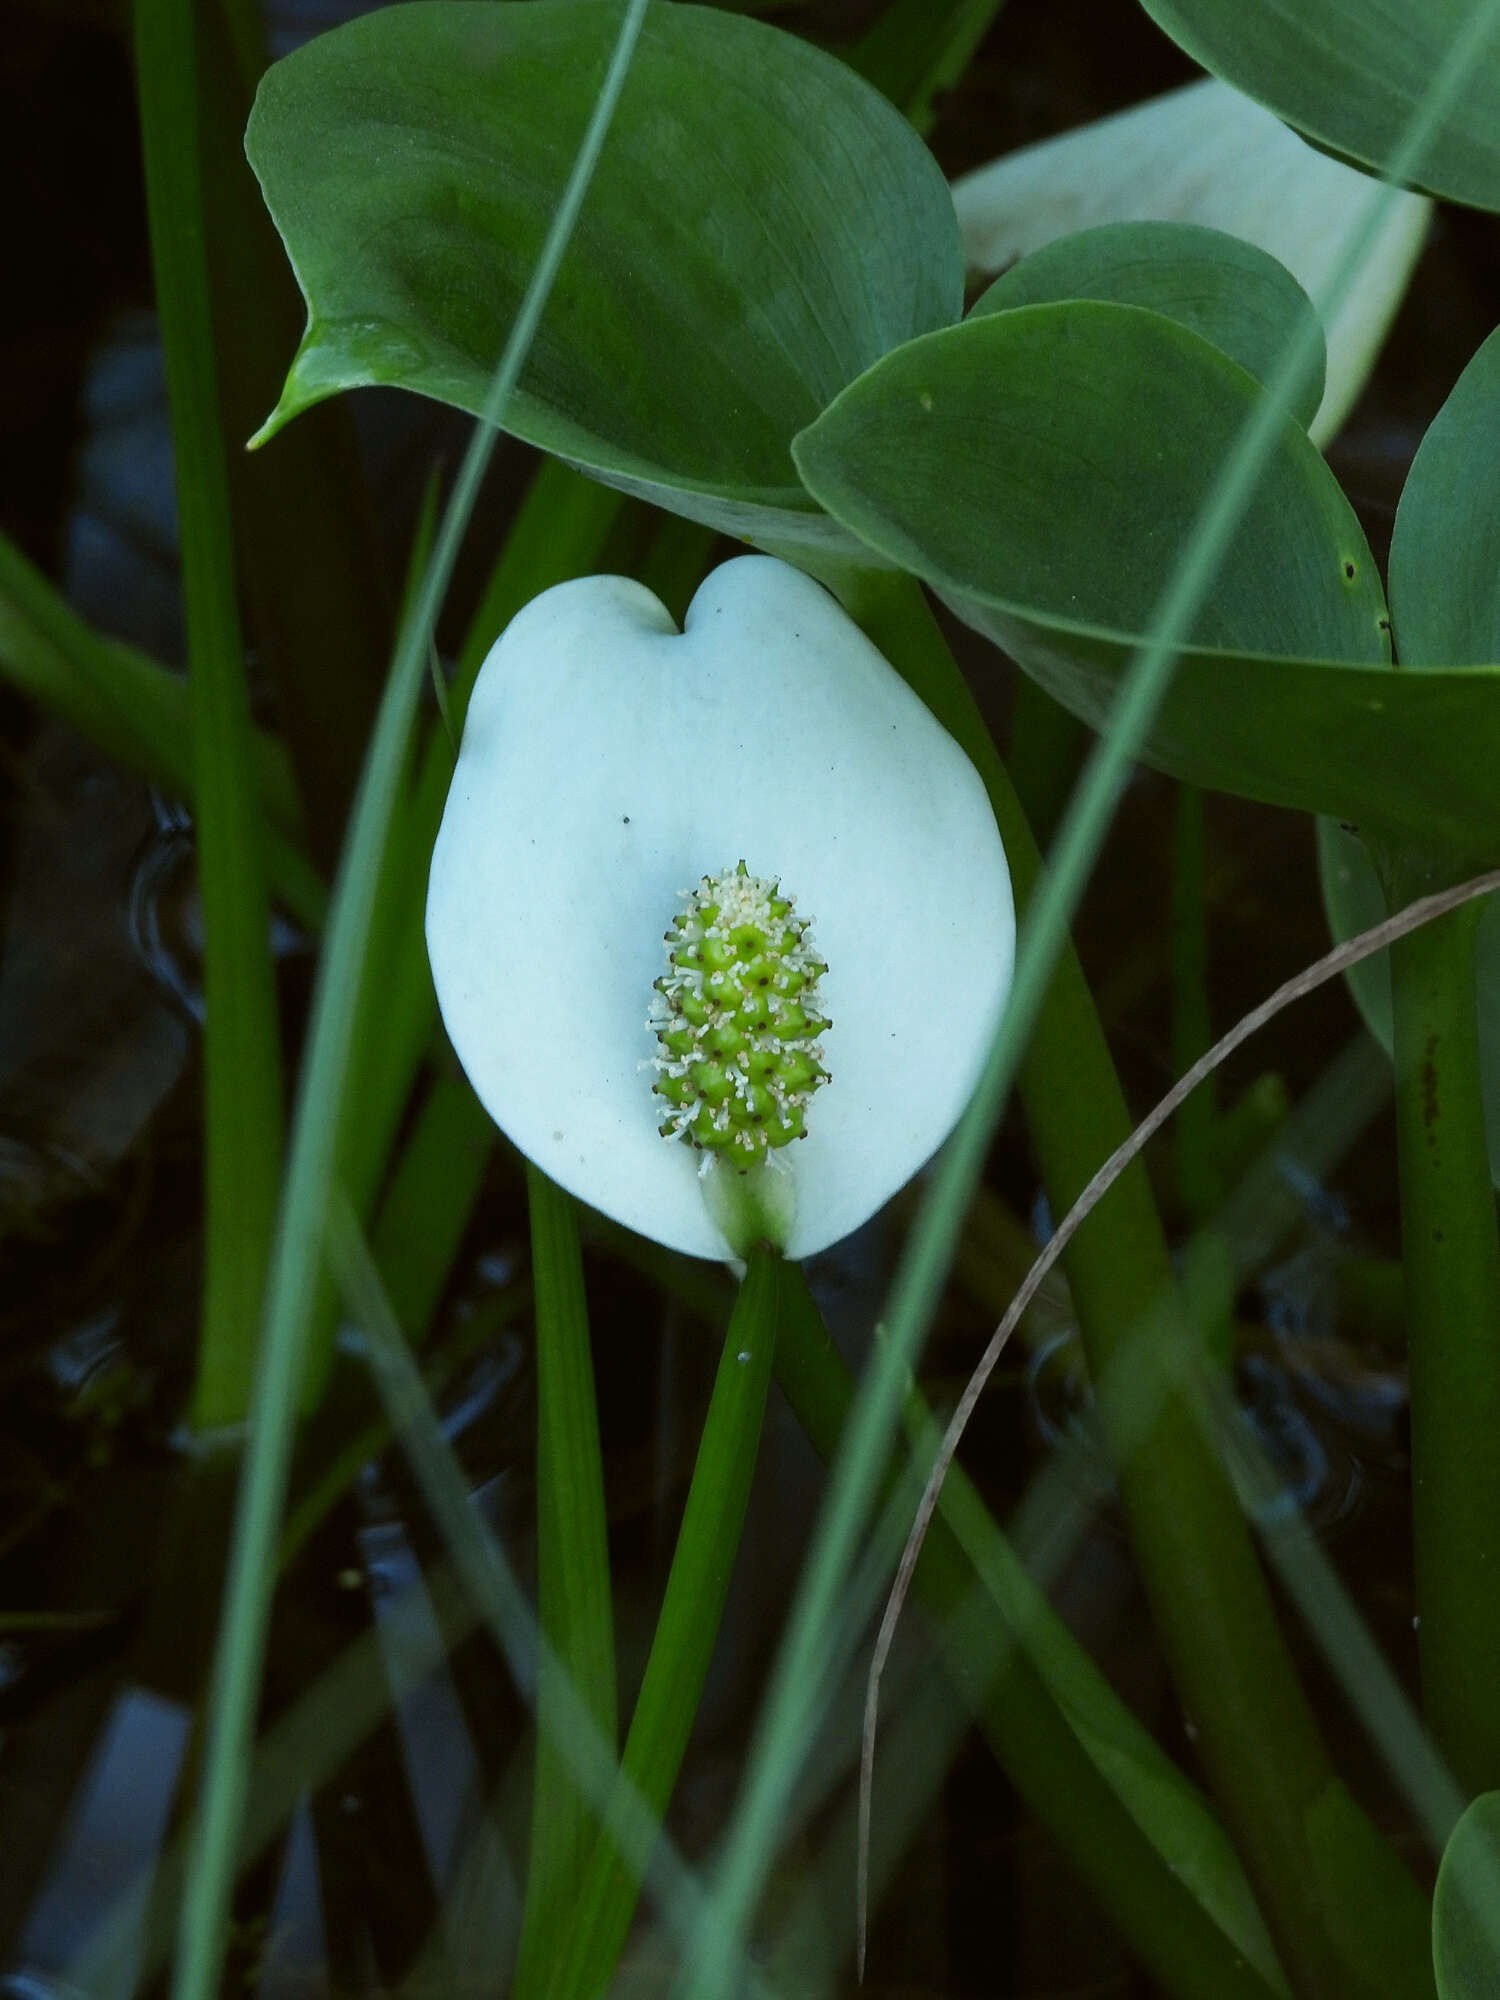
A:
135 0 284 1430
194 0 392 871
1172 782 1221 1221
1389 896 1500 1794
296 462 626 1402
1007 669 1090 848
831 571 1433 2000
512 1167 618 2000
368 1071 495 1340
168 13 650 1992
849 0 1010 136
0 530 325 927
775 1267 1285 2000
545 1247 781 2000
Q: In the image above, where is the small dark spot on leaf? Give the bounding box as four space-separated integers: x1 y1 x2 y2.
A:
1343 560 1356 580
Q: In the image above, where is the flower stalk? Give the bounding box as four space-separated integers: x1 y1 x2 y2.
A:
1388 890 1500 1795
543 1246 782 2000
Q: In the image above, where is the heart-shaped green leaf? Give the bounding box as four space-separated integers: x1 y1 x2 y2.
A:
1390 325 1500 667
971 221 1326 431
792 299 1500 857
1138 1 1500 213
246 0 962 551
1433 1791 1500 1997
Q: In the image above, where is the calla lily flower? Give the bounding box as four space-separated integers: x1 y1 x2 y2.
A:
426 556 1014 1262
950 77 1430 446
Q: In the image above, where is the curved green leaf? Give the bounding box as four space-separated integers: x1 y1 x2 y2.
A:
246 0 962 550
1138 0 1500 213
793 299 1500 857
1434 1791 1500 1997
1318 818 1500 1185
794 302 1379 651
972 220 1326 431
1391 324 1500 666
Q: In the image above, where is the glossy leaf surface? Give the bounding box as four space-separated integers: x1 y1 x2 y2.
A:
794 300 1500 856
972 220 1326 431
1138 0 1500 212
247 0 962 550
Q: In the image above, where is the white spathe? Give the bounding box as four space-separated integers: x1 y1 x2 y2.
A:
426 556 1015 1262
950 77 1431 447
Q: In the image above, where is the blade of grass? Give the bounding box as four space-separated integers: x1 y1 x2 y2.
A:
801 572 1432 2000
296 480 703 1404
317 477 694 1375
328 1190 774 2000
0 527 241 802
543 1246 782 2000
0 527 326 927
1387 892 1500 1792
451 459 627 716
1172 783 1220 1222
136 0 284 1430
280 471 448 1403
276 1276 532 1576
758 1589 990 1998
772 1269 1285 2000
66 1551 486 2000
595 1196 1287 1992
195 0 392 871
294 461 627 1399
511 1166 618 1999
367 1069 495 1340
1006 671 1090 848
864 1001 1447 1982
680 6 1500 1983
849 0 1009 136
168 9 651 1992
1212 1378 1468 1855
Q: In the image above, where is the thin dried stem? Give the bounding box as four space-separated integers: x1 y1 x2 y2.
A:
857 864 1500 1979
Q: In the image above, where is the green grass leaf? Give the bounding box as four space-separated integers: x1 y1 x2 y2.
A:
545 1248 780 1999
170 8 653 1993
136 0 284 1429
1320 819 1500 1187
512 1166 617 1998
